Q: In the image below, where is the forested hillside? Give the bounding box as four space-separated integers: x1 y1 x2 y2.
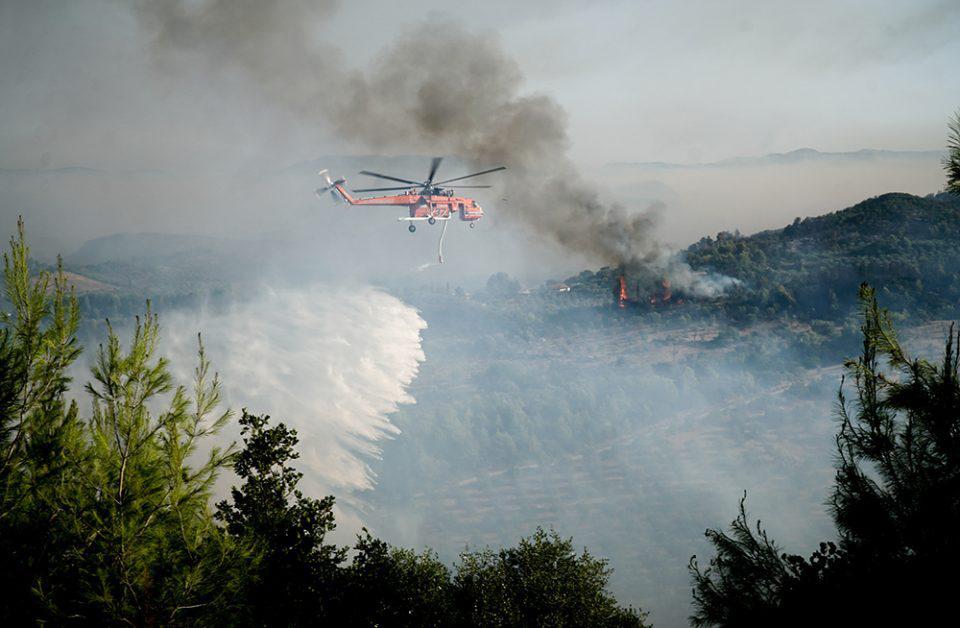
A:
524 192 960 336
684 192 960 321
7 189 960 626
363 190 960 625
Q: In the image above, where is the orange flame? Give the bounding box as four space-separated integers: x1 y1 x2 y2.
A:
661 278 672 302
618 275 628 308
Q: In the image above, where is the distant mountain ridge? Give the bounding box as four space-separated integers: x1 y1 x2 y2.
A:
2 148 942 177
608 148 945 170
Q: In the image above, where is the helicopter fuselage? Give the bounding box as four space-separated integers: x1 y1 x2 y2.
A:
331 183 484 224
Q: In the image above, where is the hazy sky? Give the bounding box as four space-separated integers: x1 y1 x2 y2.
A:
1 0 957 170
0 0 956 279
334 0 960 164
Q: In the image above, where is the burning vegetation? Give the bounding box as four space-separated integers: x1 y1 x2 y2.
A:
614 272 683 310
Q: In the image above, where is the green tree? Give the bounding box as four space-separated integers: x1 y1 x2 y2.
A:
688 496 842 627
339 530 455 626
0 219 239 624
215 411 346 625
77 321 237 624
0 218 84 623
691 283 960 626
455 528 647 627
0 222 649 625
827 282 960 623
946 108 960 194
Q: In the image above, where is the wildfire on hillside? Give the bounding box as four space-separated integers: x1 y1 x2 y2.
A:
652 279 672 305
614 275 682 309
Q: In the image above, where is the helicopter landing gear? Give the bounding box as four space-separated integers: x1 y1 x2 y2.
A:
408 224 416 233
428 217 436 225
469 221 477 229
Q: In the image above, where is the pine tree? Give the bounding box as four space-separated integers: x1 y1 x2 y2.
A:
1 222 654 625
827 283 960 624
945 109 960 194
690 283 960 626
0 220 240 624
76 320 237 623
688 495 841 627
0 218 85 623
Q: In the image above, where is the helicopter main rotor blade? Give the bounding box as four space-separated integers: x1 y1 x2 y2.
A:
435 166 506 185
426 156 443 184
444 185 492 188
351 186 417 192
358 170 422 185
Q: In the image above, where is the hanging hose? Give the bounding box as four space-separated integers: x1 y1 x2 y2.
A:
437 219 448 264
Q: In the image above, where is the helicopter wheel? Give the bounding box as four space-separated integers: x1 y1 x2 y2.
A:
428 217 436 225
469 221 476 229
408 224 416 233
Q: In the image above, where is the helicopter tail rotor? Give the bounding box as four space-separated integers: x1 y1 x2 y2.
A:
315 169 346 203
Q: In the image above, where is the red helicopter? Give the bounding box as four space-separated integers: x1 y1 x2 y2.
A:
315 157 505 233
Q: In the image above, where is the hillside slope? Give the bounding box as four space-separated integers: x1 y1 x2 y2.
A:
366 191 960 627
685 192 960 320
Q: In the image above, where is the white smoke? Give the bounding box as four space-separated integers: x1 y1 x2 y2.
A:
162 284 426 500
662 256 743 298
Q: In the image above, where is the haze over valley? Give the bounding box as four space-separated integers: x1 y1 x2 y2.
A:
2 1 959 626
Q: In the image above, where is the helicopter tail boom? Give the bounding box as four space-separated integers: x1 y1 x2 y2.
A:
315 169 354 204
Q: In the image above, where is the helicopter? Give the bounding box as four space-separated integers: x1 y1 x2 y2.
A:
315 156 505 233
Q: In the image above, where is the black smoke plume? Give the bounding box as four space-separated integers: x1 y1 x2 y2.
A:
135 0 733 295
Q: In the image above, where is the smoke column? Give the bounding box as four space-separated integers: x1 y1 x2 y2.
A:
162 285 426 503
133 0 733 295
